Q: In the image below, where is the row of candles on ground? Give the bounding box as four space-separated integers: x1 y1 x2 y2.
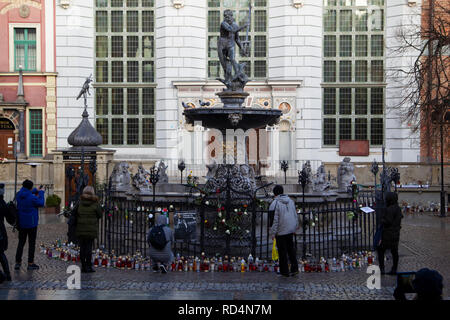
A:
40 241 376 273
401 202 443 213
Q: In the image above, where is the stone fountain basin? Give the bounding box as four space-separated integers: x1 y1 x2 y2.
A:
183 107 282 130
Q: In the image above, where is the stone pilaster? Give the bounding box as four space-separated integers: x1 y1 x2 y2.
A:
52 151 65 201
46 75 57 153
55 1 95 149
154 0 207 175
96 150 116 186
268 0 323 163
385 1 422 162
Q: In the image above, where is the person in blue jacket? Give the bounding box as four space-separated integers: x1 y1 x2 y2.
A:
14 180 44 271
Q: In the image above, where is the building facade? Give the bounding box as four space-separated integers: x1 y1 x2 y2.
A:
49 0 431 179
0 0 56 160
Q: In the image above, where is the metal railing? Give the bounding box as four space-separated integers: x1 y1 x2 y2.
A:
97 190 376 260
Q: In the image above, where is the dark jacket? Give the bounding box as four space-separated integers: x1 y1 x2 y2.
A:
0 196 16 251
381 192 403 247
147 215 174 264
75 194 102 239
16 187 44 229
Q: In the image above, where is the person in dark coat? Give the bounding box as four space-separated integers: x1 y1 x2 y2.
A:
147 215 174 273
75 186 102 273
377 192 403 275
15 180 45 271
0 184 16 281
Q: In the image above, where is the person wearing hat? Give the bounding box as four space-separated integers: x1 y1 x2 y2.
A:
0 183 16 281
75 186 102 273
394 268 444 300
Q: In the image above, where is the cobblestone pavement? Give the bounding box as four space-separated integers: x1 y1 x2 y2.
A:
0 213 448 300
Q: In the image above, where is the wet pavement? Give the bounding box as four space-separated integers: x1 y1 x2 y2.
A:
0 213 448 300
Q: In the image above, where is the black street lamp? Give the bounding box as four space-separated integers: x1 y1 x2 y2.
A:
298 167 310 259
13 141 20 202
432 109 450 217
148 165 160 224
280 160 288 184
178 160 186 184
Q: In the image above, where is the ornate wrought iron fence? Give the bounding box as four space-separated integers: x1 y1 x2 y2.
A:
97 191 376 260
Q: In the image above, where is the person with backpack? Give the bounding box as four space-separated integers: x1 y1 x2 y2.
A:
14 180 44 271
0 183 16 281
75 186 102 273
147 214 174 273
269 185 299 277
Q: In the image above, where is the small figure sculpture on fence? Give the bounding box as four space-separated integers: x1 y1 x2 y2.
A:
110 162 132 191
158 161 169 183
337 157 356 192
132 165 151 192
313 164 330 192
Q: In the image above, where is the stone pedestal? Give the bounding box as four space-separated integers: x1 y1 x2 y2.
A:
216 91 249 108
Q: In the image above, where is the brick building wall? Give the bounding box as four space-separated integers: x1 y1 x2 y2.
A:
419 0 450 163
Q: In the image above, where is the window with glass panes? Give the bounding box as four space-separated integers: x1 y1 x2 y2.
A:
208 0 267 79
95 0 155 146
29 109 42 157
323 0 385 146
14 28 37 71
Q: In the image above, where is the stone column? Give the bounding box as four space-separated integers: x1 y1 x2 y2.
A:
46 75 57 153
385 1 422 162
268 0 323 163
55 1 95 149
96 150 116 186
154 0 207 174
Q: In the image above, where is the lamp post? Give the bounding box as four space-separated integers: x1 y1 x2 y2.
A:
178 160 185 184
432 109 450 217
280 160 288 184
298 167 309 259
149 165 160 225
13 141 20 201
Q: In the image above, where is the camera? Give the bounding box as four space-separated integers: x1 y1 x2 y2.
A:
396 272 416 293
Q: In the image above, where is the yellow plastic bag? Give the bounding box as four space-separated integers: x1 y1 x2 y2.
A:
272 239 279 261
